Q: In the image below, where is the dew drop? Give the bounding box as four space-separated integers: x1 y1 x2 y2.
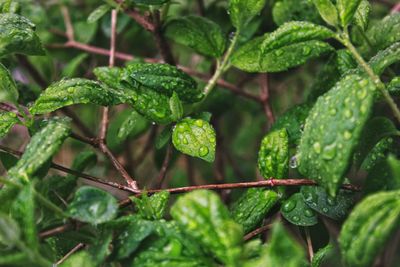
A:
327 197 336 206
322 207 329 213
343 130 352 140
322 143 336 160
302 46 311 56
182 137 188 144
304 209 315 217
329 108 337 115
313 142 321 154
289 155 298 168
292 215 300 222
282 200 296 212
275 49 284 56
344 109 352 118
199 146 209 157
195 119 204 127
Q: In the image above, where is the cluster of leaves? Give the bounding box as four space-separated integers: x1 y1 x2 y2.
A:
0 0 400 266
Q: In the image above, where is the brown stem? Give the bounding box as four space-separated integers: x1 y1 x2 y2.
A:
244 224 273 241
152 10 176 65
39 224 72 239
259 74 275 126
196 0 206 16
114 0 155 32
305 227 314 262
156 144 173 188
61 6 74 41
56 243 85 265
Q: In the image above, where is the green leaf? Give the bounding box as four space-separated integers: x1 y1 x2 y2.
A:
165 15 226 58
281 193 318 226
87 4 110 24
0 62 18 103
230 188 279 233
311 244 334 267
336 49 357 75
0 13 45 57
73 21 97 44
387 155 400 190
8 117 71 181
353 0 371 31
336 0 363 27
30 78 135 114
172 118 216 162
60 251 95 267
155 126 172 149
0 213 20 247
257 128 289 179
298 74 376 196
387 76 400 96
131 191 170 220
93 66 122 89
61 53 89 78
122 63 201 103
0 111 19 138
365 13 400 52
301 186 354 220
229 0 267 29
67 186 118 225
117 110 149 141
169 92 183 121
339 190 400 267
368 42 400 75
232 22 334 72
170 190 243 266
312 0 339 26
244 222 307 267
273 0 323 26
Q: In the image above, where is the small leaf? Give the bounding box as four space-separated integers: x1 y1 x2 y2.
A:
336 49 357 75
311 244 334 267
73 21 98 44
229 0 267 29
387 155 400 190
170 190 243 266
281 193 318 226
93 66 122 89
0 213 20 247
336 0 363 27
368 42 400 75
8 117 71 181
172 118 216 162
60 251 95 267
298 74 376 196
69 151 97 179
230 188 279 233
0 112 19 138
122 63 201 103
61 53 88 78
353 0 371 31
312 0 339 26
169 92 183 121
117 110 149 141
0 13 45 57
339 190 400 267
301 186 354 220
67 186 118 225
365 13 400 52
0 62 18 103
131 191 170 220
30 78 135 114
155 126 172 149
387 76 400 96
165 15 226 58
87 4 111 24
257 128 289 179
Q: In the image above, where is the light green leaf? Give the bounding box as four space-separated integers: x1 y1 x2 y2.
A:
61 251 95 267
117 110 149 141
0 112 19 138
0 13 45 57
8 117 71 181
165 15 226 58
230 188 279 233
0 213 20 247
353 0 371 31
312 0 339 26
0 62 18 103
339 190 400 267
172 118 216 162
387 76 400 96
298 74 376 196
67 186 118 225
257 128 289 179
368 42 400 75
131 191 170 220
170 190 243 266
87 4 110 24
387 155 400 190
169 92 183 121
229 0 267 29
311 244 334 267
337 0 363 27
30 78 135 114
122 63 201 103
281 193 318 226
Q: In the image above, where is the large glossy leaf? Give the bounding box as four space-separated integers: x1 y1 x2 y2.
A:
0 62 18 103
0 112 19 138
339 190 400 267
336 0 362 27
298 74 376 196
232 22 334 72
229 0 267 29
30 78 135 114
165 15 226 58
8 117 71 181
230 188 278 233
122 63 201 103
281 193 318 226
170 190 243 266
257 128 289 179
0 13 45 57
67 186 118 225
172 118 216 162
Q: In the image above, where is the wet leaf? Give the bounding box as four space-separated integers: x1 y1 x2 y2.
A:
117 110 149 141
298 74 376 196
172 118 216 162
0 213 20 247
0 112 19 138
132 0 170 5
0 62 18 103
281 193 318 226
229 0 267 29
311 244 334 267
165 15 226 58
337 0 363 27
353 0 371 31
87 4 110 24
365 13 400 52
131 191 170 220
169 92 183 121
273 0 323 26
67 186 118 225
312 0 338 26
368 42 400 75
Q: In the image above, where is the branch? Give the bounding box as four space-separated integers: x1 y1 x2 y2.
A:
151 10 175 64
56 243 85 265
244 224 273 241
259 74 275 126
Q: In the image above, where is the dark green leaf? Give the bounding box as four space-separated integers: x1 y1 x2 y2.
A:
301 186 354 220
387 155 400 190
172 118 216 162
155 126 172 149
8 117 71 181
165 15 226 58
0 112 19 138
229 0 267 29
67 186 118 224
169 92 183 121
258 128 289 179
30 78 135 114
336 49 357 75
281 193 318 226
87 4 110 24
387 76 400 96
360 136 395 171
131 191 170 220
0 13 45 57
339 190 400 267
312 0 339 26
0 152 18 170
0 62 18 103
170 190 243 266
93 66 122 89
0 213 20 247
273 0 323 26
230 188 279 233
337 0 362 27
73 21 97 44
298 74 376 196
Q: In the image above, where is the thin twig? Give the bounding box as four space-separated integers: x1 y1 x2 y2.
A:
244 224 273 241
156 144 172 188
305 227 314 262
39 224 73 239
56 243 85 265
61 6 74 41
114 0 155 32
259 74 275 126
152 10 175 65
